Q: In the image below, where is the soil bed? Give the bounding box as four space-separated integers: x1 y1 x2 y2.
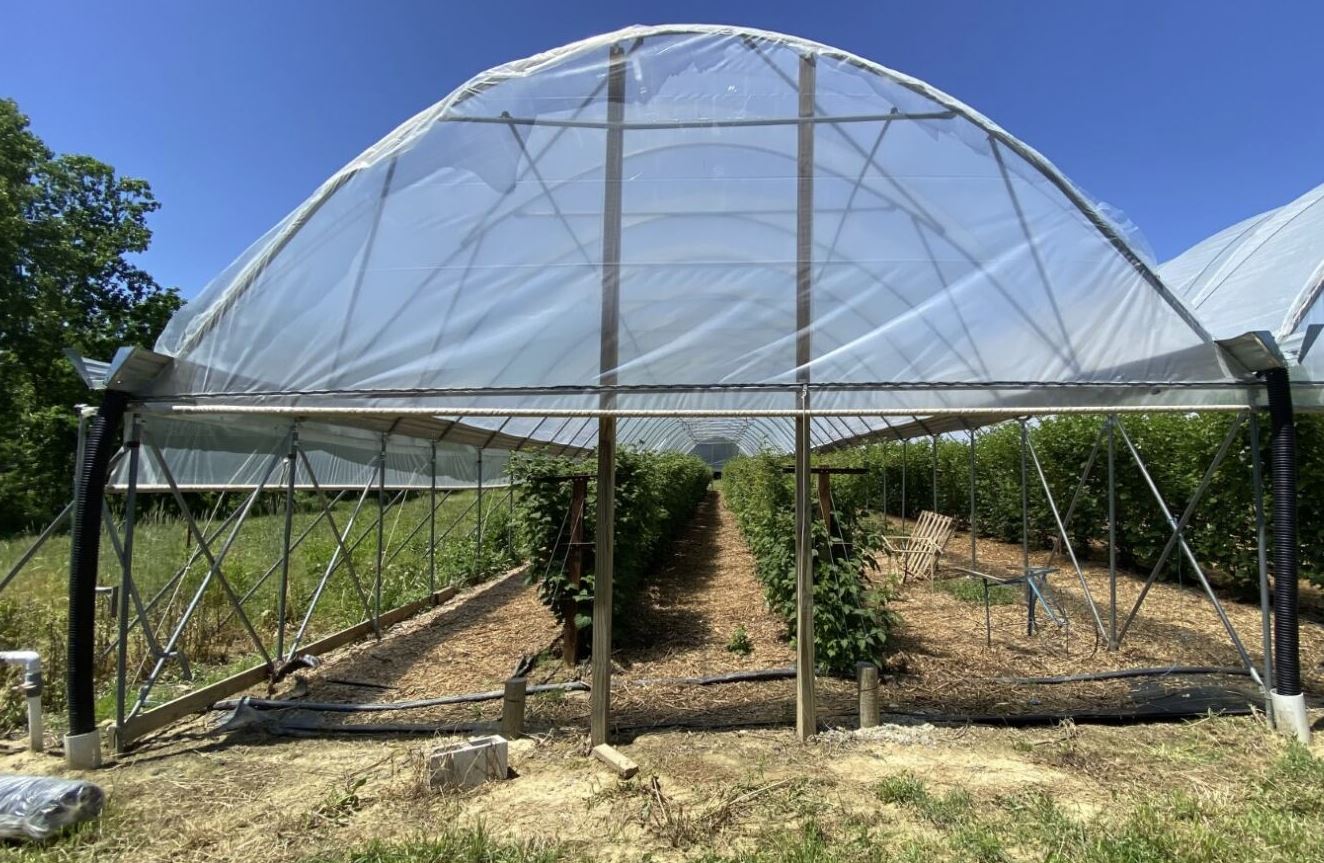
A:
232 489 1321 736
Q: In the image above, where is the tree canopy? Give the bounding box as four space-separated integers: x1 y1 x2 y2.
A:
0 98 180 534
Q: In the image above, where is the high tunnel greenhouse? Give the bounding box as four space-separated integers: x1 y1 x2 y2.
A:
23 24 1323 766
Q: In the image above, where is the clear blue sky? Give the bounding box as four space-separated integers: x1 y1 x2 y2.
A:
5 1 1322 298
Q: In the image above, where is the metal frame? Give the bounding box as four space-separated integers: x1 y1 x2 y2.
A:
89 414 503 750
38 26 1305 754
866 411 1274 705
4 399 1286 752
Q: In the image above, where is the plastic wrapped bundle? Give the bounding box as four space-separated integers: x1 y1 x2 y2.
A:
0 775 105 841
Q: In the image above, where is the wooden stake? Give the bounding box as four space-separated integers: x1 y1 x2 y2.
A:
564 476 587 665
502 677 526 739
857 662 879 729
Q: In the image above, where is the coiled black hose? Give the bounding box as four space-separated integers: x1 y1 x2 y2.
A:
66 391 128 735
1264 368 1301 697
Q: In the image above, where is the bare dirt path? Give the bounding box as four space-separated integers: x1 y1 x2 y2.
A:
607 489 855 732
616 488 792 675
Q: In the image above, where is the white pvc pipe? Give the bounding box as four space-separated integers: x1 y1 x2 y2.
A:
1272 690 1311 743
0 650 43 752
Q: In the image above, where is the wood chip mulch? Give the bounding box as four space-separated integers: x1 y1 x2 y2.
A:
250 492 1323 734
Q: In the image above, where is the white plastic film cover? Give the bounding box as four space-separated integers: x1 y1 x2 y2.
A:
139 25 1250 464
110 415 510 491
1160 180 1324 371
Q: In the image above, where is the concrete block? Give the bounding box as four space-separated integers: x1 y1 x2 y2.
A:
426 735 509 790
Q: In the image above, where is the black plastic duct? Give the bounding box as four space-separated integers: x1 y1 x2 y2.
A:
66 390 128 735
1264 367 1301 697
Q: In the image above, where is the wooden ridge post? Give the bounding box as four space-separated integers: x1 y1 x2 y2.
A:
793 49 817 743
590 40 625 749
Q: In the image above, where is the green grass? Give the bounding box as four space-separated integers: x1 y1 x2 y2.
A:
297 825 584 863
0 487 519 732
933 576 1019 606
877 771 974 827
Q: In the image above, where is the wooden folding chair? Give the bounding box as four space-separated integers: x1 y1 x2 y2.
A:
880 510 955 582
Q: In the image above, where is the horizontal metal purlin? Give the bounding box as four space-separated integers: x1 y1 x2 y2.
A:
140 379 1270 403
441 110 957 130
168 404 1255 420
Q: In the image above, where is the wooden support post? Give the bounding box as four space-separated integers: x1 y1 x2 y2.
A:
591 419 616 747
502 677 526 739
816 470 833 527
794 409 816 741
564 476 587 666
793 50 817 743
857 662 879 729
591 40 624 749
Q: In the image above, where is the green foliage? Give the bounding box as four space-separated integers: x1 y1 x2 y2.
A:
725 624 752 656
0 488 508 733
830 413 1324 590
722 454 892 674
934 576 1019 605
510 449 710 645
0 98 182 534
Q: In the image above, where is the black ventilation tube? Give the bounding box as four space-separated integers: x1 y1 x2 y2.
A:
1264 367 1301 698
66 390 129 735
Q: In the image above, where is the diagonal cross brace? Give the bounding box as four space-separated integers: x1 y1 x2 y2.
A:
130 436 285 717
297 448 379 627
143 438 279 668
1026 435 1108 641
286 451 382 659
99 496 243 666
100 499 182 678
1114 417 1262 685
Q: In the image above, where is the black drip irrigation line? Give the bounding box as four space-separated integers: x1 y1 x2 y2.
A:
262 720 493 738
992 666 1250 686
627 667 796 687
213 668 799 715
213 681 589 713
237 703 1267 742
883 705 1257 727
208 667 1279 739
